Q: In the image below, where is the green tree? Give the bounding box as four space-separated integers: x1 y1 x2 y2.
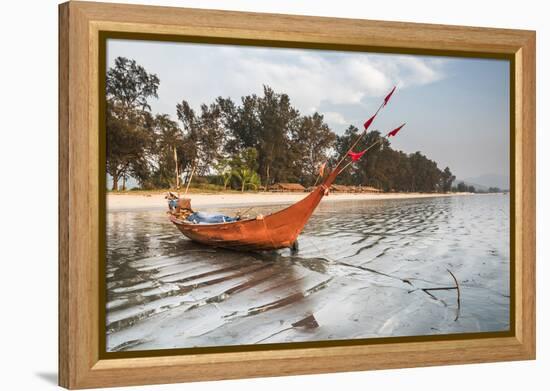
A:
289 113 336 186
176 100 225 183
332 125 363 185
333 128 395 190
257 86 301 185
106 103 156 191
218 86 301 186
150 114 187 189
230 148 260 192
106 57 160 112
332 127 447 192
440 167 456 193
106 57 159 190
233 168 261 192
407 151 442 192
456 181 468 192
104 59 454 194
214 158 234 190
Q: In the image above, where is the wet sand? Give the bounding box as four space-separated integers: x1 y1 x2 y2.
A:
107 191 470 211
106 194 510 352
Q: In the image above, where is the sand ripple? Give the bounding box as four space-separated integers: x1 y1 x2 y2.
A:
106 194 510 352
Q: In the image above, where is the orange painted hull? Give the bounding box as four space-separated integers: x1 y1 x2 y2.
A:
170 170 339 251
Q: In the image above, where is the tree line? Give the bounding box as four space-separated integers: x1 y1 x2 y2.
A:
452 182 505 194
106 56 456 193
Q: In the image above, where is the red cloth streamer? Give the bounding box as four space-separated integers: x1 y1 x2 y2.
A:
348 149 367 162
384 86 396 106
387 123 405 137
363 114 376 131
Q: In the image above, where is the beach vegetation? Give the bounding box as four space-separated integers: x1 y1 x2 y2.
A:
106 56 455 193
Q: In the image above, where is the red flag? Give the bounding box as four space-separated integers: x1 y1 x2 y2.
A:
348 149 367 162
387 123 405 137
363 114 376 131
384 86 396 106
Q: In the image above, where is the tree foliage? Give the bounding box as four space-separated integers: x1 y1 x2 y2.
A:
106 57 455 193
217 86 306 187
149 114 185 189
229 149 260 192
176 100 224 177
441 167 456 193
106 57 159 112
333 127 451 192
106 57 159 190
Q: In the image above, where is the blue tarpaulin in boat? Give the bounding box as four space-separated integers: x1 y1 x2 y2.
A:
186 212 239 224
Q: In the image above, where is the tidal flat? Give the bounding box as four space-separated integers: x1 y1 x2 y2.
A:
105 194 510 352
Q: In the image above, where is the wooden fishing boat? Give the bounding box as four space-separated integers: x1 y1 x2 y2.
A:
169 167 341 251
169 87 403 252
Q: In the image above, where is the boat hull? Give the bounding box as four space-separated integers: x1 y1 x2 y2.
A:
170 168 339 251
171 186 326 251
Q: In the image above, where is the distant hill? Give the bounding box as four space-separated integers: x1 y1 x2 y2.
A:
464 174 510 190
461 174 509 191
452 180 488 192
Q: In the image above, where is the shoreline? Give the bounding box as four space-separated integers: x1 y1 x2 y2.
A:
107 191 478 212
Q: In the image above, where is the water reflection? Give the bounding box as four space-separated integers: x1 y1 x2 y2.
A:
106 194 510 351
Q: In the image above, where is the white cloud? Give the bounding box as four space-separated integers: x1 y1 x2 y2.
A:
189 47 445 110
107 40 509 179
108 40 446 125
323 111 348 126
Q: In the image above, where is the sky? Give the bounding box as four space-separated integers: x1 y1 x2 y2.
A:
107 39 510 183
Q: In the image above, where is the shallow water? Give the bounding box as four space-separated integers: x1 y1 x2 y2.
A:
105 194 510 352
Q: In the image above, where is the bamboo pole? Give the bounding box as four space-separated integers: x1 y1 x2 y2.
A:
184 164 196 195
334 100 385 170
316 87 398 188
312 162 327 187
174 146 179 189
339 132 391 174
312 173 321 187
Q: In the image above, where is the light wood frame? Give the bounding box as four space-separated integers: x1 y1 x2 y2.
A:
59 1 536 389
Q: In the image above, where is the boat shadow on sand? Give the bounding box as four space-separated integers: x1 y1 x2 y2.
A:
106 238 462 352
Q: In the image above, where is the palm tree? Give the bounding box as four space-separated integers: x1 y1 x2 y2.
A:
214 159 233 190
154 114 184 188
233 167 260 192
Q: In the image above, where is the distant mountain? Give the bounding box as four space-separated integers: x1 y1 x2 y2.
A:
453 173 509 192
452 180 488 192
462 174 509 190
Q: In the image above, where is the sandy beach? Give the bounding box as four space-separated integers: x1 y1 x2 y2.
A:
107 191 471 211
106 193 509 351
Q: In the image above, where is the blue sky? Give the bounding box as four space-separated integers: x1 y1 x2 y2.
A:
107 39 509 181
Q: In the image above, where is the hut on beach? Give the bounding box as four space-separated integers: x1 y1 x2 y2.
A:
268 182 306 192
359 186 382 193
330 184 353 192
329 184 382 193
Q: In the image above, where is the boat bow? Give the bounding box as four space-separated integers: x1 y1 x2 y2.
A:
170 166 341 251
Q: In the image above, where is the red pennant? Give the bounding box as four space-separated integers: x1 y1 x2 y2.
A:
363 114 376 131
348 149 367 162
387 123 405 137
384 86 396 106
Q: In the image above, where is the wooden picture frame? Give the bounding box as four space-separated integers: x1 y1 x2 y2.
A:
59 1 536 388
